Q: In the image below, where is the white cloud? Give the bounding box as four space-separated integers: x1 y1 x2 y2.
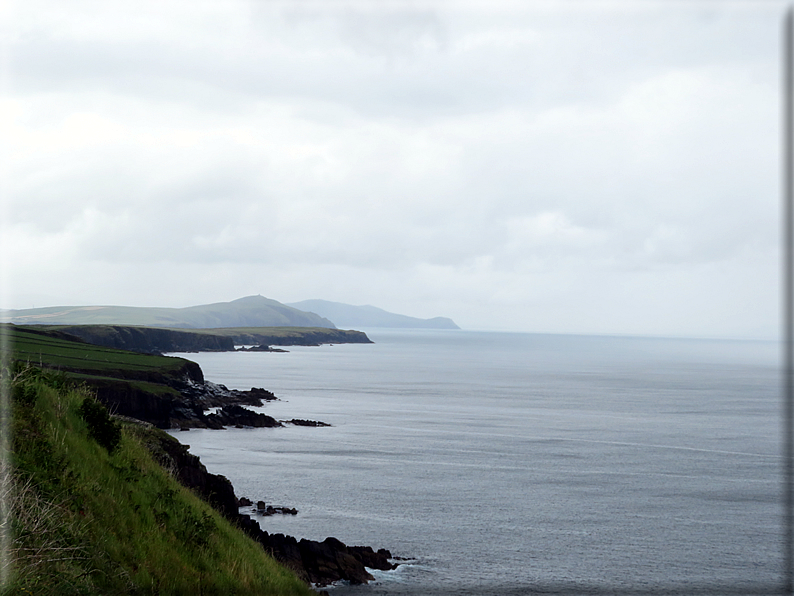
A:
2 0 783 338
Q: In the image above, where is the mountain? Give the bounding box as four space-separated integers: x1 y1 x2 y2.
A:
285 299 460 330
1 295 336 329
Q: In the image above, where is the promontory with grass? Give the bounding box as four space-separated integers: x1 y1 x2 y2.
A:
1 323 398 593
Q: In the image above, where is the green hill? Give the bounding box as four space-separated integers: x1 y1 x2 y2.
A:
3 363 314 595
2 296 336 329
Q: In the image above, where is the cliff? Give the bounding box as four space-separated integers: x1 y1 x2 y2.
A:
34 324 372 354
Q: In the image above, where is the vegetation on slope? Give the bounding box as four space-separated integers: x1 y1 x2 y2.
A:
3 325 201 384
1 325 209 428
2 364 314 595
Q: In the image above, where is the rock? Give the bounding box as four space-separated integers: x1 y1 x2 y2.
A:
232 516 398 586
247 387 278 403
298 536 373 586
145 428 400 587
236 345 289 353
205 405 282 429
348 545 398 571
238 497 252 507
257 505 298 516
285 419 331 427
144 429 238 519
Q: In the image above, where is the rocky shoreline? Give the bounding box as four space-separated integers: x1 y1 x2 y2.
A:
125 360 398 586
147 428 398 587
40 321 397 586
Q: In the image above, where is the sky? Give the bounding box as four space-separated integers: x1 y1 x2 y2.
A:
0 0 784 339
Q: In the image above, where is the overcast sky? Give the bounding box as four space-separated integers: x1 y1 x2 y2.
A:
0 0 784 339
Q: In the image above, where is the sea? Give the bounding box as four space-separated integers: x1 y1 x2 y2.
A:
167 329 783 596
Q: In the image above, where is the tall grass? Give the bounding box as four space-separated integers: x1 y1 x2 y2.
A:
3 365 313 596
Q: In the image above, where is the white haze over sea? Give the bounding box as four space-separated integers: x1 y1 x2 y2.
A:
168 329 782 595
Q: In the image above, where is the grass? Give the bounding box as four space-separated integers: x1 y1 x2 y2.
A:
0 326 197 423
2 364 314 595
2 326 189 375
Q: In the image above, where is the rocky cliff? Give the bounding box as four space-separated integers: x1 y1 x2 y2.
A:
145 418 397 587
35 324 372 354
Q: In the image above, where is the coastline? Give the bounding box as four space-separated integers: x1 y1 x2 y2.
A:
153 423 398 587
2 324 396 588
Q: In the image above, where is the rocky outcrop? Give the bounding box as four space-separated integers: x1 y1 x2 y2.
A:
285 419 332 427
143 428 399 587
246 501 298 516
237 345 288 352
205 405 281 429
144 428 239 519
236 522 397 587
92 373 279 430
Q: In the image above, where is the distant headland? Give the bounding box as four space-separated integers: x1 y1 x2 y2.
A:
1 294 460 330
286 298 460 329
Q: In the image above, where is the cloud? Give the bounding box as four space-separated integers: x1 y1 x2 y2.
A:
2 0 782 338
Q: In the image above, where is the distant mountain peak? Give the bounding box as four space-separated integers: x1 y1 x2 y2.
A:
285 299 460 330
2 297 336 330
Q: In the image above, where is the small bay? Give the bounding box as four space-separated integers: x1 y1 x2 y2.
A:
168 330 782 594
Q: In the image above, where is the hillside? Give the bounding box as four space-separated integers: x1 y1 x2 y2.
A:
2 295 336 329
5 364 315 595
286 299 460 329
3 325 399 590
1 325 271 428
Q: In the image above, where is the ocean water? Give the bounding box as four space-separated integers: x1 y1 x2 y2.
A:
168 330 782 595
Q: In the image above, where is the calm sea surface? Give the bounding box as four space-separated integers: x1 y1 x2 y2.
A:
168 330 782 595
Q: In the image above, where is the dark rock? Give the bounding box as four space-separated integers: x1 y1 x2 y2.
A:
237 345 289 353
142 413 400 588
205 405 282 429
348 545 398 571
298 536 373 585
285 419 331 427
256 505 298 516
144 429 238 519
247 387 278 403
238 497 252 507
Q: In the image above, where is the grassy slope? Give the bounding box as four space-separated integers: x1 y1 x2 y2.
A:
2 325 193 399
5 325 190 376
4 366 314 595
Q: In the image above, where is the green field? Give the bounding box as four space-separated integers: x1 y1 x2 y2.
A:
2 325 192 377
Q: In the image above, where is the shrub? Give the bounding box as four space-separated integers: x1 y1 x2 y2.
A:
77 397 121 454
